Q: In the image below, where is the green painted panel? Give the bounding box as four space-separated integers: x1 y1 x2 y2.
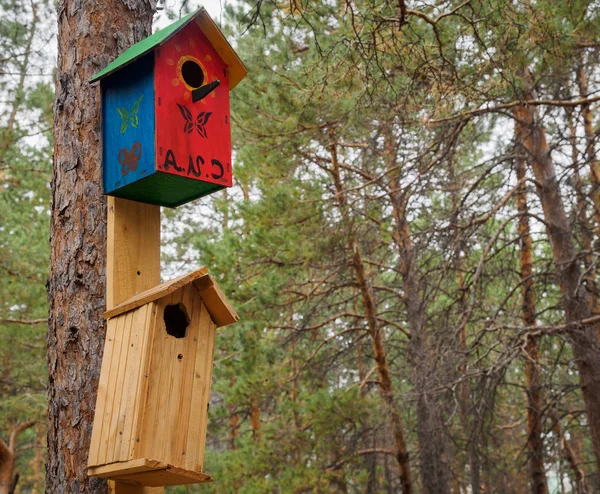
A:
106 171 224 208
90 9 201 83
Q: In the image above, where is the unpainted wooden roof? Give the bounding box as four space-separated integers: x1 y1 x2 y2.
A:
104 267 239 328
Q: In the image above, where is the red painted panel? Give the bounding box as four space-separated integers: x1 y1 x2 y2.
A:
155 21 232 187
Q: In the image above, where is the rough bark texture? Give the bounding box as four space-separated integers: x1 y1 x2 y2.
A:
384 130 450 494
514 118 549 494
48 2 155 492
514 99 600 473
328 138 413 494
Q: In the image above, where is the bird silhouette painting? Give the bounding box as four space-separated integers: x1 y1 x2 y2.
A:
177 103 212 138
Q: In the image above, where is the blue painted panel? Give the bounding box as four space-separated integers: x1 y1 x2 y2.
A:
102 54 156 194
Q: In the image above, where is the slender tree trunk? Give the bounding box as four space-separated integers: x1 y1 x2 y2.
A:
328 138 413 494
250 396 262 442
448 156 480 494
47 2 155 492
0 421 35 494
514 117 549 494
575 63 600 318
383 128 450 494
514 97 600 473
550 411 589 494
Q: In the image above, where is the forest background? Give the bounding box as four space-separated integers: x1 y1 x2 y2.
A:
3 0 600 493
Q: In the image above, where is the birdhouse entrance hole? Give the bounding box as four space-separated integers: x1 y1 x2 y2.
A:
181 60 204 89
164 303 189 338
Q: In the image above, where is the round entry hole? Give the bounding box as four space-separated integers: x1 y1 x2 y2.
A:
177 354 184 361
181 60 204 89
164 303 189 339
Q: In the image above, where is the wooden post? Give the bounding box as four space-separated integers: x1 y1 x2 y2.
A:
106 196 162 494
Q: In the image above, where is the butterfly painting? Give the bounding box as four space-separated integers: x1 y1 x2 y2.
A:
116 94 144 134
177 103 212 138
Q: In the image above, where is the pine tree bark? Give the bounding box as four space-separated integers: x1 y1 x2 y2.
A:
514 117 549 494
47 2 155 492
514 96 600 473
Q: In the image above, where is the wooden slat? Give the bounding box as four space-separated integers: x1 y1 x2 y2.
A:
185 301 214 471
90 458 212 487
109 481 163 494
97 314 128 464
126 302 156 460
161 290 182 465
104 268 209 320
106 197 160 309
89 458 165 477
197 316 217 468
131 303 159 460
114 305 149 462
176 286 200 468
192 274 239 327
183 295 205 471
88 317 119 467
106 311 135 463
109 467 211 486
136 298 170 463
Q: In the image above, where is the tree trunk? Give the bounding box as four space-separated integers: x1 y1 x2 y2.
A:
250 396 262 442
383 128 450 494
514 116 549 494
328 138 413 494
448 155 480 494
514 98 600 473
550 411 589 494
575 63 600 319
47 2 155 492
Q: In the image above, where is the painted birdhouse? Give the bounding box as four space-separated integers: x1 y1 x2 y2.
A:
91 9 247 207
87 268 238 486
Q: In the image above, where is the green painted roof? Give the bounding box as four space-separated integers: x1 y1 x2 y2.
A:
90 9 202 83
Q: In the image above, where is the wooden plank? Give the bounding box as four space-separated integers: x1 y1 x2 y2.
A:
126 302 156 460
131 302 159 460
183 294 205 471
109 481 163 494
137 295 175 463
104 197 162 493
185 301 214 471
114 305 149 461
106 197 160 310
175 285 200 468
109 467 212 486
88 317 119 467
106 311 135 463
89 458 166 477
197 316 217 468
160 290 182 466
97 314 128 464
105 268 208 320
192 274 238 327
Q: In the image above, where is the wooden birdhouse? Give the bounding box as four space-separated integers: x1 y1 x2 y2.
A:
87 268 238 486
91 8 247 207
